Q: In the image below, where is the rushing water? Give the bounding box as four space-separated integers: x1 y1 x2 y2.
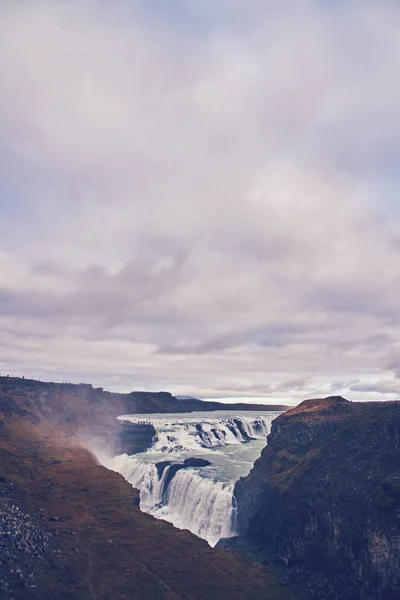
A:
99 410 279 547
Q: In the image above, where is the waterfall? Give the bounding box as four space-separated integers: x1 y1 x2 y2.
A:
99 412 277 547
117 413 273 453
106 453 235 547
154 471 235 546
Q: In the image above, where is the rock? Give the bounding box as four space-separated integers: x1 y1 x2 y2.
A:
156 461 172 478
234 397 400 600
116 422 157 456
183 458 211 468
155 457 212 498
162 464 186 491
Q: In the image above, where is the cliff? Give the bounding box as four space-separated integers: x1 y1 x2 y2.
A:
0 375 287 456
230 396 400 600
0 375 287 426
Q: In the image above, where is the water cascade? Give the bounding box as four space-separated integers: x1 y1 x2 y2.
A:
100 412 278 547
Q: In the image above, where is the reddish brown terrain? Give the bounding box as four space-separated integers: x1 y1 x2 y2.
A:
0 376 294 600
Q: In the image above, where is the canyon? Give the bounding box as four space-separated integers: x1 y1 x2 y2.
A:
1 376 399 599
0 376 292 600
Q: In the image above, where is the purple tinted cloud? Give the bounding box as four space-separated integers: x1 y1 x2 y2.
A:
0 1 400 400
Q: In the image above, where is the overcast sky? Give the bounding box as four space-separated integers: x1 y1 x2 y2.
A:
1 0 400 403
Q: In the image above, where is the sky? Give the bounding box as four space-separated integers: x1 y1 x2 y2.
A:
1 0 400 403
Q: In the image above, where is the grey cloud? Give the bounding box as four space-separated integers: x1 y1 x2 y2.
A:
0 1 400 399
274 378 311 393
0 252 193 338
349 379 400 395
156 321 330 355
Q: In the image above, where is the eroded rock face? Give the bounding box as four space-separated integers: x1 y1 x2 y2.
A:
233 397 400 600
155 458 212 495
116 422 157 455
183 458 212 468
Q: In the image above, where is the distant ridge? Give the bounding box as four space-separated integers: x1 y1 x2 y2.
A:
0 375 290 418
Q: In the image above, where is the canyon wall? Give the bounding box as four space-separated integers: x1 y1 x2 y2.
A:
232 397 400 600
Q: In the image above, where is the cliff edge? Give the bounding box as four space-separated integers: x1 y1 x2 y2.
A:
230 396 400 600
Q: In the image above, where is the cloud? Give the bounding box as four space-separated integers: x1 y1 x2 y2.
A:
0 1 400 399
349 378 400 395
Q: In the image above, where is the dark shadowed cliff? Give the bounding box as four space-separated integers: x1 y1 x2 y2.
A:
229 396 400 600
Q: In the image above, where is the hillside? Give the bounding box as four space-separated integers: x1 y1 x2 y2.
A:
0 375 287 455
225 396 400 600
0 375 294 600
0 375 286 424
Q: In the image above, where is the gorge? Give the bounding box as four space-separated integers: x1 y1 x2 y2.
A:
1 376 399 599
97 412 278 546
0 376 292 600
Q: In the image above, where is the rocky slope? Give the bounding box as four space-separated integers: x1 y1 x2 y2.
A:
0 375 294 600
0 376 287 453
229 396 400 600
